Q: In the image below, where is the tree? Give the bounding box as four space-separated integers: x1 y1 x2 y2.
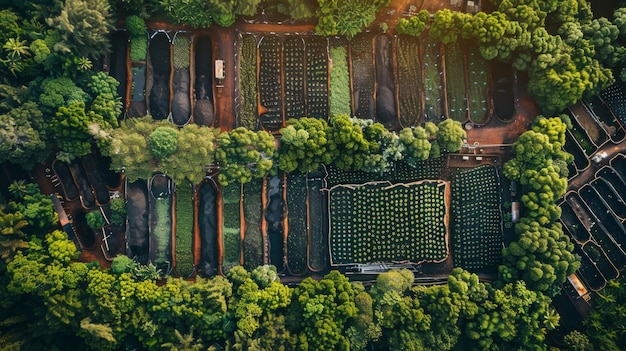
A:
429 9 469 44
215 127 275 186
0 104 47 169
563 330 594 351
46 0 114 60
435 119 466 153
398 127 431 166
396 10 430 37
148 126 179 160
583 276 626 350
50 102 95 160
326 114 370 170
315 0 390 39
85 210 106 230
278 117 331 173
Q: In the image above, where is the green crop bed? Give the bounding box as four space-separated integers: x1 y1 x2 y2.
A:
174 182 194 277
467 46 489 124
396 35 422 127
222 184 241 272
243 178 264 270
153 198 172 274
422 36 444 123
329 180 449 264
238 34 258 129
444 42 467 123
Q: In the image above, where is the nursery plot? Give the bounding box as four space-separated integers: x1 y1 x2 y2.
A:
559 202 591 244
396 35 422 127
286 172 308 275
451 166 502 271
583 242 619 281
194 34 215 127
564 131 591 171
308 177 328 272
467 46 489 124
284 36 306 120
374 35 398 130
490 60 515 121
222 184 242 273
611 154 626 175
444 42 468 123
259 36 284 131
265 175 285 271
243 178 264 271
149 174 173 276
306 36 329 119
574 245 606 291
172 33 192 126
422 37 445 123
600 84 626 126
174 181 194 278
329 180 449 265
351 33 376 120
126 180 149 264
565 108 607 148
568 115 596 155
70 159 96 209
590 178 626 219
147 32 171 121
198 180 218 277
52 160 79 201
329 38 351 116
81 155 110 206
585 97 626 142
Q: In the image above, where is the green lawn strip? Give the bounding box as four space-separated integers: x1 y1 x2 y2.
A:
286 172 308 275
396 35 422 127
467 46 489 124
329 42 352 116
422 36 444 123
154 197 172 274
444 42 468 123
243 178 264 271
222 183 241 272
238 34 258 129
175 182 194 277
329 181 448 264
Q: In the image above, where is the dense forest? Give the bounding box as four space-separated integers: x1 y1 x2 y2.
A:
1 0 625 350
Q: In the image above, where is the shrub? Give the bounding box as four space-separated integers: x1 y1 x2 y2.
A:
148 126 179 160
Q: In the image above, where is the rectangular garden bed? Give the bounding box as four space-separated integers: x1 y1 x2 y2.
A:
395 35 422 127
286 172 308 275
350 32 376 120
258 35 283 131
307 177 328 272
306 36 329 119
174 181 194 277
329 180 450 265
466 46 489 124
444 42 468 123
284 36 306 120
421 36 444 123
243 178 264 270
221 183 242 273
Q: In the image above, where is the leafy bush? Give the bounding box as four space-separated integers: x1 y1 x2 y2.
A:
148 126 179 160
125 15 146 38
130 36 147 61
85 210 105 230
109 197 126 227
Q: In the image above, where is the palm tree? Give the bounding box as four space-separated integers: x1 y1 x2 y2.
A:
3 37 30 59
543 307 560 331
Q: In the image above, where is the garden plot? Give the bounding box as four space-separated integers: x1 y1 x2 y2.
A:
81 155 110 206
306 36 329 119
52 160 79 201
490 60 515 122
600 84 626 126
265 175 285 271
329 38 351 116
573 245 606 291
149 174 173 276
444 42 468 123
584 97 626 142
70 159 96 209
147 32 171 121
590 178 626 220
564 131 591 171
109 30 128 120
467 46 489 124
565 107 608 148
171 32 192 126
393 158 444 183
286 172 308 275
174 181 194 278
198 180 218 277
126 180 149 264
422 36 444 123
329 180 449 265
395 35 422 127
350 32 376 120
222 183 242 273
374 35 398 130
284 36 306 120
610 154 626 175
243 178 264 270
583 241 619 282
325 164 389 187
194 34 215 127
451 166 502 271
259 36 284 131
559 201 590 244
238 34 257 129
308 177 328 272
567 114 596 155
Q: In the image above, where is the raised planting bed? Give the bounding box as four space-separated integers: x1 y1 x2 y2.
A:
451 166 502 271
600 84 626 127
590 178 626 220
52 160 79 201
350 32 376 120
109 30 129 120
69 159 96 209
374 34 398 130
490 60 515 122
283 36 306 120
237 34 256 129
597 166 626 197
194 34 215 127
126 180 149 264
306 36 329 119
573 244 606 291
567 114 596 155
286 172 308 275
566 106 608 148
171 33 192 126
329 180 449 264
584 97 626 143
128 65 147 118
96 155 122 189
395 35 422 127
147 32 171 121
329 38 351 116
243 178 264 270
149 174 173 276
258 35 284 131
467 46 489 125
611 153 626 175
307 176 328 272
421 36 445 124
582 241 619 281
221 183 241 273
265 175 285 271
198 179 218 277
444 42 468 123
174 181 195 278
567 192 626 272
559 201 591 244
564 131 590 171
81 154 110 206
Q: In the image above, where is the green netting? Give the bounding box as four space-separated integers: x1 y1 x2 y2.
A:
329 180 449 264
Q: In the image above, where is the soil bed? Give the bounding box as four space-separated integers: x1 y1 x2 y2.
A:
467 46 489 124
610 154 626 175
72 209 96 248
109 30 129 120
243 178 264 270
194 34 215 127
149 174 173 276
374 34 398 130
171 33 191 126
590 178 626 219
568 116 595 155
307 177 328 272
286 172 308 275
81 154 110 206
265 175 285 271
573 245 606 291
306 36 329 119
582 242 619 281
258 35 283 131
70 160 96 209
52 160 79 201
129 65 147 118
559 202 591 244
351 32 376 120
148 32 171 121
566 107 607 147
126 180 149 264
198 180 218 277
585 97 626 142
490 60 515 121
395 35 422 127
284 36 306 120
564 131 590 171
